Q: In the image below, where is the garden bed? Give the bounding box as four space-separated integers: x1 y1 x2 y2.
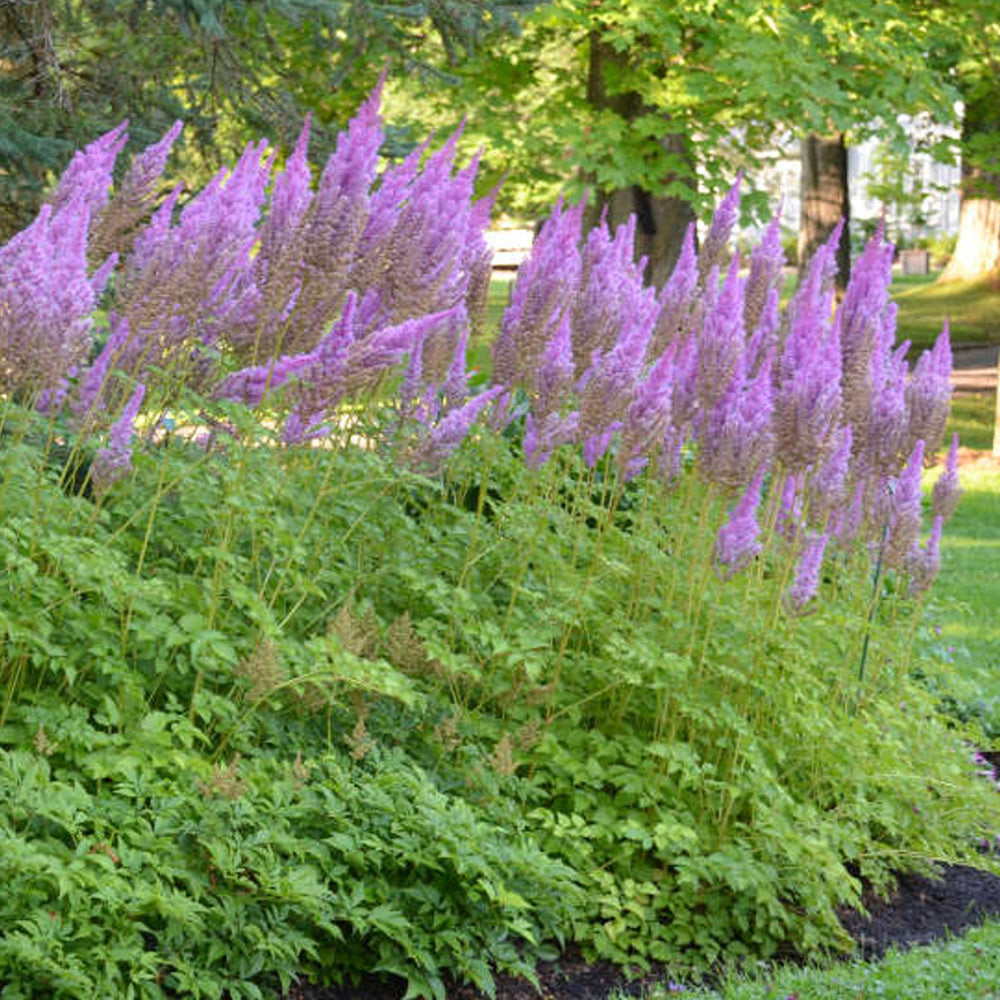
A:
283 864 1000 999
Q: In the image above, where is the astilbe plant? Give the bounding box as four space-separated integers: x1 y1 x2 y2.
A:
0 84 987 995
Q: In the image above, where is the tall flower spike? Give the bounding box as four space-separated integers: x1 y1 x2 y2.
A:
524 410 580 470
699 355 775 493
618 343 677 478
932 433 962 522
49 121 130 223
91 120 184 260
0 202 99 398
413 386 505 472
807 423 852 527
572 215 648 377
905 516 943 597
698 174 741 284
534 311 576 419
650 224 698 357
743 210 785 336
784 530 830 615
904 322 952 459
492 197 584 390
91 383 145 496
775 228 842 472
863 341 909 480
695 255 745 416
714 469 765 579
836 229 896 447
885 440 925 568
577 280 659 465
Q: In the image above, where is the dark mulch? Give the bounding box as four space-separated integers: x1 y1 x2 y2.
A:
282 862 1000 1000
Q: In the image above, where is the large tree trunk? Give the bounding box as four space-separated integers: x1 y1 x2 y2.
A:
585 32 696 289
941 81 1000 285
798 133 851 289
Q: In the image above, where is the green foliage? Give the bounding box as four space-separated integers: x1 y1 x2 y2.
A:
389 0 977 218
1 391 998 995
0 741 577 999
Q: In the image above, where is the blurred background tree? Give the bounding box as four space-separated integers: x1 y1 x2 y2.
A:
0 0 534 238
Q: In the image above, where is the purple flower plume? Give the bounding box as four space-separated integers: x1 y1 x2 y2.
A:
493 197 584 389
524 410 580 469
91 383 145 495
932 434 962 522
714 469 765 579
577 287 658 463
0 202 101 398
807 423 852 526
698 174 741 283
695 255 745 415
775 236 841 471
571 215 649 377
743 210 785 335
91 120 184 259
905 516 943 597
884 440 925 568
618 345 677 476
49 121 129 223
699 356 774 492
784 530 830 615
904 322 952 459
650 224 698 356
412 386 505 472
534 311 576 418
836 230 896 450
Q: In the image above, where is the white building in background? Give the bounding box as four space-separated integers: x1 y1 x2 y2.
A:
754 116 962 241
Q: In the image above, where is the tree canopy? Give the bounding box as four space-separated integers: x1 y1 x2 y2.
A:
0 0 534 236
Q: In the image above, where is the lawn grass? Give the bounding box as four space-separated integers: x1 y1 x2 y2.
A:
919 459 1000 737
620 920 1000 999
893 273 1000 350
948 393 996 451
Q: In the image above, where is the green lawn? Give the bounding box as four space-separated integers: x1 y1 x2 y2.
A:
919 460 1000 738
618 920 1000 999
893 273 1000 350
948 393 996 452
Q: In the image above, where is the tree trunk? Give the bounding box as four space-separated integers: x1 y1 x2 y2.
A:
798 133 851 289
940 80 1000 285
585 31 696 289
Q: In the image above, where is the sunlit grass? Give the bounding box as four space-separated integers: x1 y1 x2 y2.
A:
920 461 1000 737
894 274 1000 349
619 920 1000 998
948 393 995 451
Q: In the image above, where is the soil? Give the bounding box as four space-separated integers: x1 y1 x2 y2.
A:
281 862 1000 1000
